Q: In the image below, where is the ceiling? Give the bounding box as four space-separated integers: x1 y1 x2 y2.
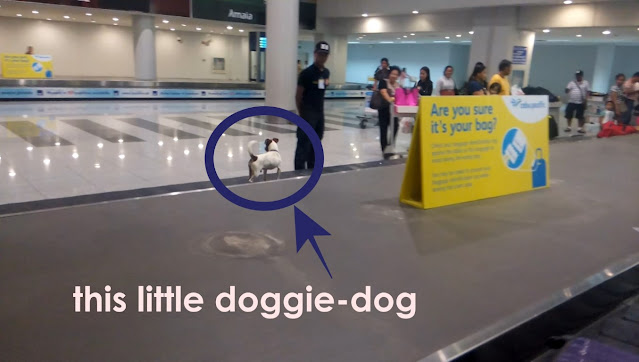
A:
318 0 636 18
347 27 639 45
0 0 262 36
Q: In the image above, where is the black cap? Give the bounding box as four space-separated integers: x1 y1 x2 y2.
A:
315 41 330 54
576 70 584 76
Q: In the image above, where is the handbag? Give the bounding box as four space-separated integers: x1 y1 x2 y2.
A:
370 90 388 110
395 88 419 106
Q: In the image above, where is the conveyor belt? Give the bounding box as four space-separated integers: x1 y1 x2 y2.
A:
0 136 638 361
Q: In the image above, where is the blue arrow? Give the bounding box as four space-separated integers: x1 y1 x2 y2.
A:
294 206 332 278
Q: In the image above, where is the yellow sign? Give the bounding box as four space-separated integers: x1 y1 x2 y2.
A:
1 54 54 79
400 96 549 209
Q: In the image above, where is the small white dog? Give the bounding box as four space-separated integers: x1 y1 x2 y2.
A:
248 138 282 182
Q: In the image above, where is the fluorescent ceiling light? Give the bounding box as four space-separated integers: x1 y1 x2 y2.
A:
412 10 419 14
16 14 23 17
543 29 550 33
456 34 462 37
576 34 582 37
445 36 450 39
63 15 70 19
85 13 92 16
226 25 233 30
170 28 175 31
469 31 474 35
362 13 368 17
410 33 415 36
162 19 169 23
196 27 202 31
239 29 245 32
32 10 39 14
602 30 611 35
563 0 573 4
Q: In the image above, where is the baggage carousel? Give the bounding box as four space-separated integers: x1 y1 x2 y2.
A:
0 79 368 100
1 136 638 361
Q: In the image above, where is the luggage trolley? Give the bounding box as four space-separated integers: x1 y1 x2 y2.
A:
357 76 378 129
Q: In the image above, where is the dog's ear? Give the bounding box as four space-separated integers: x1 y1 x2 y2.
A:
265 139 272 146
272 138 279 143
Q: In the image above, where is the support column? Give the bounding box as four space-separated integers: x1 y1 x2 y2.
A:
468 8 535 89
265 0 299 113
592 44 615 93
132 15 157 81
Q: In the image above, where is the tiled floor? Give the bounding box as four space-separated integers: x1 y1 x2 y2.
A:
0 100 412 205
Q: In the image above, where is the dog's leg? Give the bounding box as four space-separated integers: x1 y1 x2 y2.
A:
277 167 281 180
248 163 255 183
263 169 268 182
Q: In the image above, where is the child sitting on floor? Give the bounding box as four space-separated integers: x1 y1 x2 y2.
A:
599 101 616 128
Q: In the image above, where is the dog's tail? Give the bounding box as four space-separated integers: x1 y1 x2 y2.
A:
247 140 259 162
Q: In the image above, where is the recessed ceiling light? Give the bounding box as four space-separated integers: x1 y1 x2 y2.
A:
85 13 92 16
32 10 39 14
469 31 474 35
239 29 245 32
403 35 408 38
602 30 611 35
196 27 202 31
47 18 52 21
576 34 582 37
181 24 186 27
543 29 550 33
563 0 573 4
162 19 169 24
456 34 462 37
170 28 175 31
113 23 118 26
112 17 119 21
16 14 23 17
91 20 96 23
410 33 415 36
412 10 419 14
397 37 401 40
155 25 159 28
445 36 450 39
362 13 368 17
63 15 70 19
226 25 233 30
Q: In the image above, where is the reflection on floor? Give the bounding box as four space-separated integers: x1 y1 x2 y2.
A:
0 100 412 205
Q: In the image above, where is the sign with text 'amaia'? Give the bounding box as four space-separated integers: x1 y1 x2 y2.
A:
400 96 549 209
192 0 316 30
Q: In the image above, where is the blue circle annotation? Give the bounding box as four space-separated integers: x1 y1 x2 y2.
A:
204 106 324 211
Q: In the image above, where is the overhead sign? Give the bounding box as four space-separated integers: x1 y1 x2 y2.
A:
192 0 317 30
1 54 54 79
512 46 528 65
400 96 549 209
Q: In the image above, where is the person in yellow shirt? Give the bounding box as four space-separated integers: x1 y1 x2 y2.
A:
489 59 512 95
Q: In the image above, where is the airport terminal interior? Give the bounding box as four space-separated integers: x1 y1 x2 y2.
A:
1 0 639 361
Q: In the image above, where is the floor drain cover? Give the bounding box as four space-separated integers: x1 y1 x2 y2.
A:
199 231 285 258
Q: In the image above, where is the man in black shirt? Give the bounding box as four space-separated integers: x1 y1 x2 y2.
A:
295 41 330 170
373 58 390 90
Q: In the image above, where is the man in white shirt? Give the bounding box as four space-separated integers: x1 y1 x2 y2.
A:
564 70 590 134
